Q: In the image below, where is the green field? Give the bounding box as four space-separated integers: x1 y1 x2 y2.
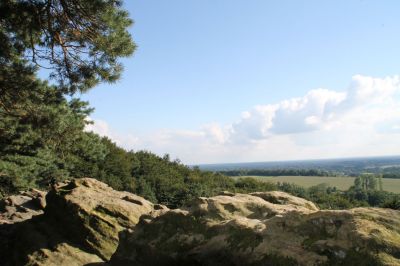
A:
233 176 400 193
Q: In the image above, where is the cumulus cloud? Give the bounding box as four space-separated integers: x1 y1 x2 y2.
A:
229 75 400 142
86 75 400 164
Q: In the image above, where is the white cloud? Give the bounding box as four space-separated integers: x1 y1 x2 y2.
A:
85 119 110 137
230 75 399 140
202 123 229 144
85 118 140 149
86 75 400 164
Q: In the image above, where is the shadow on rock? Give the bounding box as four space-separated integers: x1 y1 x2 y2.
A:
0 213 103 265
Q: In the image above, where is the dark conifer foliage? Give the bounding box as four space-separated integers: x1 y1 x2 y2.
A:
0 0 135 93
0 0 134 194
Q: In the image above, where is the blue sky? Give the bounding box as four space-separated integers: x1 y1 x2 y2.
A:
83 1 400 164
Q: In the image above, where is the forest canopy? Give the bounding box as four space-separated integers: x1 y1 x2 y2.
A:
0 0 135 194
1 1 399 211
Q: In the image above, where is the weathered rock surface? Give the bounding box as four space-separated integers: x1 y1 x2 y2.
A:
0 178 158 265
45 178 156 260
0 188 46 224
0 188 49 265
111 191 400 266
1 179 399 266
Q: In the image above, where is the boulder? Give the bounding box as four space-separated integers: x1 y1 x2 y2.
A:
0 188 50 266
2 179 399 266
0 178 159 265
44 178 156 260
110 191 400 266
0 188 47 224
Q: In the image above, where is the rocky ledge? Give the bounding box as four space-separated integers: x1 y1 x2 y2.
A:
1 178 399 266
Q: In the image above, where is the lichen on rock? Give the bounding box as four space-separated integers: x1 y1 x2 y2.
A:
44 178 156 260
1 179 399 266
0 178 158 265
111 191 400 266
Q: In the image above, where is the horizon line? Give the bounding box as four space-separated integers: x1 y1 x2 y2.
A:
194 154 400 167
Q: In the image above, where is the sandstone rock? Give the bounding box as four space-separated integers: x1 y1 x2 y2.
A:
44 178 155 260
1 178 156 265
2 180 399 266
26 243 103 266
0 188 47 224
183 191 317 224
250 191 319 211
110 191 400 266
4 216 104 266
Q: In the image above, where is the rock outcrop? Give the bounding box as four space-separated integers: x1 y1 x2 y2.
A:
0 178 159 265
1 179 399 266
111 191 400 266
1 188 48 265
45 178 156 260
0 188 46 224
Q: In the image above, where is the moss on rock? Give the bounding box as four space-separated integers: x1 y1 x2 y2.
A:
111 191 400 266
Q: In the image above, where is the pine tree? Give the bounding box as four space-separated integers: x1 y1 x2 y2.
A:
0 0 136 93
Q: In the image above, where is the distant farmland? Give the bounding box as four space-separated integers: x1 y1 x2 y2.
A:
233 176 400 193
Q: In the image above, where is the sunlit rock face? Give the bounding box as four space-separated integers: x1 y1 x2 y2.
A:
111 191 400 266
0 178 159 265
1 179 399 266
44 178 156 260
